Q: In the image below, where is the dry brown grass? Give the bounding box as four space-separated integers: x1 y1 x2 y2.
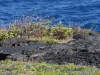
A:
55 38 74 43
20 71 34 75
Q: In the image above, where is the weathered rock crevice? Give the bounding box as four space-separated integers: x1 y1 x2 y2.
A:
0 53 10 60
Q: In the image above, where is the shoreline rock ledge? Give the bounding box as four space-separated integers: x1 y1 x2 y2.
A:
0 31 100 68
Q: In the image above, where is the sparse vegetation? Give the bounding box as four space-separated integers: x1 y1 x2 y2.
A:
0 16 93 43
0 60 100 75
72 26 91 35
0 18 74 43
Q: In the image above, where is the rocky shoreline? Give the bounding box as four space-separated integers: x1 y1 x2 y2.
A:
0 31 100 68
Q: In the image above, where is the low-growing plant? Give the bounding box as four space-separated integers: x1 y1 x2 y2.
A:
82 29 91 35
0 30 9 41
40 37 56 44
72 26 91 35
0 60 100 75
50 26 73 40
9 24 22 37
33 37 56 44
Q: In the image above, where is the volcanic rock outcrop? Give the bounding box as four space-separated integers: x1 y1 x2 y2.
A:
0 31 100 68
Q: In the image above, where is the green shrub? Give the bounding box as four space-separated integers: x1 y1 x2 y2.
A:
9 24 22 37
50 26 73 40
0 31 9 41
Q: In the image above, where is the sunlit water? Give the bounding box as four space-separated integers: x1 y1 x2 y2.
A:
0 0 100 31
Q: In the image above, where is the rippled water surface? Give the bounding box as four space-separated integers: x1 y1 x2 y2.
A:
0 0 100 31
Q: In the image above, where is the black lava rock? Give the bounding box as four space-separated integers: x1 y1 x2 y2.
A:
0 32 100 68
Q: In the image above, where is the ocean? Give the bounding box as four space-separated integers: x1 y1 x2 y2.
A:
0 0 100 31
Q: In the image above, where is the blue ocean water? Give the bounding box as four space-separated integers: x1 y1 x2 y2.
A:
0 0 100 31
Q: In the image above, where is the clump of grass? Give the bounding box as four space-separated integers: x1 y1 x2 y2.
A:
33 37 56 44
0 60 100 75
39 37 56 44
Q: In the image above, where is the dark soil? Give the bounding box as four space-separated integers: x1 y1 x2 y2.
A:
0 31 100 68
